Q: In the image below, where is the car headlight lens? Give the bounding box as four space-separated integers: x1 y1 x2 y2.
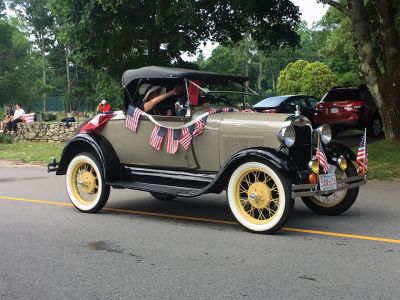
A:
308 160 319 174
315 124 332 145
337 156 347 171
277 125 296 148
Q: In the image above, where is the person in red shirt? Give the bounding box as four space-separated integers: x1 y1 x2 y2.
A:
96 99 112 113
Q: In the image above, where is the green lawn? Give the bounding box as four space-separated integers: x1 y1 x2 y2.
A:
0 142 64 165
0 140 399 180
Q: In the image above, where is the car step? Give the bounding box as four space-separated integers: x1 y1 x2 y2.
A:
107 181 203 197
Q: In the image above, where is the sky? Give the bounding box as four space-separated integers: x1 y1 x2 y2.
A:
186 0 329 60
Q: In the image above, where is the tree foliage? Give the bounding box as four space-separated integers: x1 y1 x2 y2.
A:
277 60 337 98
48 0 300 78
320 0 400 142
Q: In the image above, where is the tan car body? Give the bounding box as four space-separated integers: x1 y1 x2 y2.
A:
100 107 289 171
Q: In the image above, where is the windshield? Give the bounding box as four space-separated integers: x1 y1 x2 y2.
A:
253 96 289 108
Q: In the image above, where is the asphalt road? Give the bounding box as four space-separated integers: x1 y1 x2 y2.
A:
0 165 399 299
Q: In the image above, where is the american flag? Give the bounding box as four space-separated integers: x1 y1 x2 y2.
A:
149 125 166 150
180 124 195 150
22 113 35 124
193 115 208 137
208 108 217 115
241 109 255 113
316 143 329 173
166 128 181 154
356 130 368 174
125 105 143 133
80 113 115 134
223 107 236 112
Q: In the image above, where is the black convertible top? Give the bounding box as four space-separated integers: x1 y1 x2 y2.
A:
122 66 248 87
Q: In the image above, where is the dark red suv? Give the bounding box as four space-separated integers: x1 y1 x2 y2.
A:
314 85 382 137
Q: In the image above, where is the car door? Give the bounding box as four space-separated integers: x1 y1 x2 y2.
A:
102 115 189 168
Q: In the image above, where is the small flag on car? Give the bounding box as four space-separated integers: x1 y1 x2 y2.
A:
149 125 166 150
166 128 180 154
125 105 143 133
356 129 368 174
316 137 329 173
193 115 208 137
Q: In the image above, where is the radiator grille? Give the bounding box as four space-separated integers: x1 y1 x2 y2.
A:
289 126 313 170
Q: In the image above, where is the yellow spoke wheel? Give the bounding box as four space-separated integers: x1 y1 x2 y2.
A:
66 153 110 213
227 161 293 233
301 162 359 216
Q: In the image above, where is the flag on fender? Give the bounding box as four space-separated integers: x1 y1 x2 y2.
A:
316 143 329 173
356 130 368 174
80 113 114 134
193 115 208 137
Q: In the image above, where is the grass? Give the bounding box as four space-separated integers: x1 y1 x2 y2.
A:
0 141 64 165
0 139 399 180
356 139 400 181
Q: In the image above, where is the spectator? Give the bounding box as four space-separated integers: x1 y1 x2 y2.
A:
0 105 14 132
7 103 25 133
96 99 112 113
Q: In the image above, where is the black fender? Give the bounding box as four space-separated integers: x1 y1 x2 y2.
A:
325 142 356 162
206 147 298 193
56 133 120 182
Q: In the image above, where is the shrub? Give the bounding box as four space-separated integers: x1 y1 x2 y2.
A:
0 134 13 144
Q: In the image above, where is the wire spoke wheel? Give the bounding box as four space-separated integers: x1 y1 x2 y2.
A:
301 162 359 215
66 153 110 213
227 161 293 233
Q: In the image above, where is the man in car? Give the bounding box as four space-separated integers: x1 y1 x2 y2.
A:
96 99 112 113
138 83 182 115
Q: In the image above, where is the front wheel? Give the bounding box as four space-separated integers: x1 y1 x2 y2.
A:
66 152 110 213
227 161 293 234
368 115 382 137
301 163 359 215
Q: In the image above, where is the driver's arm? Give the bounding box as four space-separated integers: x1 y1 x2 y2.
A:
143 85 182 113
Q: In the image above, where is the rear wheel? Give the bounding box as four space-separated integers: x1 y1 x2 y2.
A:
301 163 359 215
66 152 110 212
227 161 293 234
150 192 177 201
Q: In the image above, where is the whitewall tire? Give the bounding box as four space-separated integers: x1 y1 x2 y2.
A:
227 161 293 234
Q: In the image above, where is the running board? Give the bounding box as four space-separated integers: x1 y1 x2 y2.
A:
107 181 203 197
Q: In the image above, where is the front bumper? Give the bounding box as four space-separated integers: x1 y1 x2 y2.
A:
291 174 367 198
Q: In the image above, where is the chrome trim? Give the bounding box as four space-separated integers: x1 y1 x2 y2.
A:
291 174 367 198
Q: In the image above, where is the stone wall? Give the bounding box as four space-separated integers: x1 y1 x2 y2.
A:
14 122 81 142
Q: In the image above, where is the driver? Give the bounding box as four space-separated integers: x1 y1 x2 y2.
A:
138 83 182 115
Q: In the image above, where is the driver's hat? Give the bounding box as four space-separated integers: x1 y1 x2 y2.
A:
139 83 163 102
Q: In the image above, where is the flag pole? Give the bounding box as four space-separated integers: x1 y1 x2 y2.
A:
364 127 367 175
317 133 320 182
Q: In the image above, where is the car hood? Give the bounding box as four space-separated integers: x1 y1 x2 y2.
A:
192 110 291 133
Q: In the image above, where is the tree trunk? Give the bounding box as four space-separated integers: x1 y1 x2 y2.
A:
348 0 400 142
65 47 71 113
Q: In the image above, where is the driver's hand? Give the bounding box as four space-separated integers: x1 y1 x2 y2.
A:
172 85 183 95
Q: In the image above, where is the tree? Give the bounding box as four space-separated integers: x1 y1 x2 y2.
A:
299 62 338 98
48 0 300 78
276 60 309 95
276 60 337 97
320 0 400 142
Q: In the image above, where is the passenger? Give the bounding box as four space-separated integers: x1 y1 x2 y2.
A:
7 102 25 133
138 83 182 115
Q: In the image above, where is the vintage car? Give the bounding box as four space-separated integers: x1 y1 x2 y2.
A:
49 66 367 234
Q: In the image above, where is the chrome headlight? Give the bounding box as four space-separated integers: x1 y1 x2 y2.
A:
315 124 332 145
277 125 296 148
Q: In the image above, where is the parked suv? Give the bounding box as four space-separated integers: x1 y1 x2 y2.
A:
314 85 382 137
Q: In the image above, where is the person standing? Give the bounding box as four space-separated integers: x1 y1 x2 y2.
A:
7 103 25 133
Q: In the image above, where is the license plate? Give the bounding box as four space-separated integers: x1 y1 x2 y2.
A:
330 107 339 113
319 173 337 192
